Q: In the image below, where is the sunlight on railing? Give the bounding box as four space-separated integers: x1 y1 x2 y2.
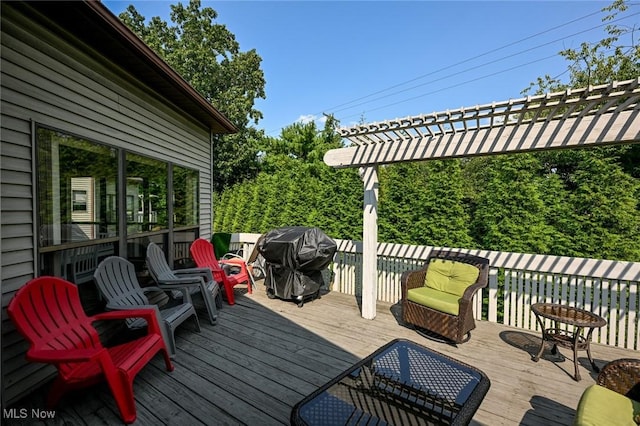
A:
229 233 640 350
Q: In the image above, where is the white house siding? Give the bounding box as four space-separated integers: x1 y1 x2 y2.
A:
1 5 214 406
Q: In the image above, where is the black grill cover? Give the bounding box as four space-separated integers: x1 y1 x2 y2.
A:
259 226 337 272
259 226 337 300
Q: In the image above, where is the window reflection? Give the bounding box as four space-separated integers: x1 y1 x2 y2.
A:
37 127 201 284
126 153 168 235
174 229 199 269
37 128 118 247
127 234 166 286
173 165 199 227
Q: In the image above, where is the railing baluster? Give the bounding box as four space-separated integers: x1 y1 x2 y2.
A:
231 233 640 349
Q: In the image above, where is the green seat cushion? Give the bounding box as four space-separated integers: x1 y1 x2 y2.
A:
574 384 640 426
407 286 461 315
425 259 480 297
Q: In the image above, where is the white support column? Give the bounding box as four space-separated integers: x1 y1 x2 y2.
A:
360 166 379 319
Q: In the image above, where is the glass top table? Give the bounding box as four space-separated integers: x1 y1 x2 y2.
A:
290 339 490 426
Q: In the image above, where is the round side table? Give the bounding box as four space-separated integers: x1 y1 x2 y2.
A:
531 303 607 381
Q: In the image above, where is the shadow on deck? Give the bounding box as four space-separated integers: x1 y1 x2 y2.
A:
4 283 637 425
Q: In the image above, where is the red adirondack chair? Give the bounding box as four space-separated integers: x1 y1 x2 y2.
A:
190 238 252 305
7 276 174 424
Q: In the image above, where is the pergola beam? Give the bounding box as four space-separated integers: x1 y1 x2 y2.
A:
326 78 640 168
325 109 639 167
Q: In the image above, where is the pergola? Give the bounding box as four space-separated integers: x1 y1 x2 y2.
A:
323 78 640 319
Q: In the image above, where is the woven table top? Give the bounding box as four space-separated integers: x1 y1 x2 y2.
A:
531 303 607 328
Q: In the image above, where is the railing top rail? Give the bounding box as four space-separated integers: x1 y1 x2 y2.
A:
228 234 640 282
335 239 640 282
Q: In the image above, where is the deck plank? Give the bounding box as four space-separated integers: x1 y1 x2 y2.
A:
5 285 638 425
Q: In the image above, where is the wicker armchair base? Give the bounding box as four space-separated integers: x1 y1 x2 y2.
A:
402 299 476 344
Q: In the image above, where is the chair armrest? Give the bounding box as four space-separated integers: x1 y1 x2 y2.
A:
174 267 214 282
104 302 161 312
219 259 248 270
157 275 205 286
27 347 104 363
145 284 191 302
461 280 487 301
96 306 165 336
221 253 244 261
400 269 427 299
597 358 640 401
92 308 157 322
219 259 250 281
155 276 206 302
141 286 166 293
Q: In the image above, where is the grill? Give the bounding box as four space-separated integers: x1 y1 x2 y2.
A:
259 226 337 307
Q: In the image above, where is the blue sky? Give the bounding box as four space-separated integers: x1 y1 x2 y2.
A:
102 1 635 136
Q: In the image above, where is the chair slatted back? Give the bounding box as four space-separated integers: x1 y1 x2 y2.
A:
190 239 225 282
71 245 99 285
146 242 180 281
94 257 150 328
7 277 102 377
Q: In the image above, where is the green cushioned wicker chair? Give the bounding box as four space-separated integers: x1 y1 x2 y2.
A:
574 358 640 426
400 250 489 344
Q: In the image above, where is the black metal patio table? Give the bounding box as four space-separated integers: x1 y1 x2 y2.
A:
290 339 490 426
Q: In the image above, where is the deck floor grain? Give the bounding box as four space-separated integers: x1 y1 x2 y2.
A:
5 284 638 425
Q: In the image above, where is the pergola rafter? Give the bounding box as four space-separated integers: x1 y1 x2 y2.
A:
325 78 640 167
323 78 640 320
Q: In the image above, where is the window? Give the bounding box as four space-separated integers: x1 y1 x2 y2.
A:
72 190 88 211
126 195 135 221
37 127 118 246
36 126 201 280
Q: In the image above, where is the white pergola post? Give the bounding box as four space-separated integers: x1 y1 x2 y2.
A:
360 166 379 320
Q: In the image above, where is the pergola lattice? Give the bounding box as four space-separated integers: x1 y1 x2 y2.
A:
323 78 640 319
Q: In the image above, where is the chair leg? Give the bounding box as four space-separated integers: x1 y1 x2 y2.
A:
161 347 175 372
165 326 178 359
216 290 223 308
46 377 68 408
106 371 138 424
156 317 173 359
201 281 219 325
192 309 201 332
224 281 236 305
247 274 254 294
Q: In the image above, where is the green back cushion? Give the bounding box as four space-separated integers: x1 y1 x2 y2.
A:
425 259 480 297
574 384 640 426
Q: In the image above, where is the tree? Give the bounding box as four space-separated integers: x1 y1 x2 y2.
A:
118 0 266 191
379 161 473 248
258 116 342 172
523 0 640 260
212 118 363 239
560 152 640 260
467 155 558 254
523 0 638 94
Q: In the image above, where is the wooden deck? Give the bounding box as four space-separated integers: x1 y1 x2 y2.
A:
6 284 638 425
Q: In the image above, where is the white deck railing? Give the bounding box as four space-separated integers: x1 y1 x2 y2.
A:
229 233 640 350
